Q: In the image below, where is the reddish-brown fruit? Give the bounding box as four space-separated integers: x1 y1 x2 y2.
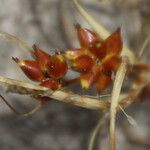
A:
40 79 61 90
102 55 121 73
12 57 45 81
73 55 94 72
47 55 68 79
95 74 112 92
103 28 122 55
89 41 106 60
75 24 100 48
90 65 102 85
33 44 51 70
80 65 101 89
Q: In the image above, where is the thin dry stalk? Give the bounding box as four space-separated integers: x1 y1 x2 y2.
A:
0 76 109 110
0 94 42 116
138 35 150 57
0 76 48 95
109 57 128 150
88 112 109 150
59 1 77 48
0 75 140 111
0 31 33 54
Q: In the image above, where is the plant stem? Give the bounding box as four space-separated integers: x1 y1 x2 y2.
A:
88 112 109 150
109 57 128 150
0 75 138 112
0 31 33 55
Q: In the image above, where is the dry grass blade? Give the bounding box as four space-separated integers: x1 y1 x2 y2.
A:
22 101 43 117
88 112 109 150
0 31 33 54
138 35 150 57
109 57 128 150
59 1 77 48
0 76 110 110
0 76 48 95
0 95 21 115
0 94 42 116
0 75 141 112
0 75 138 111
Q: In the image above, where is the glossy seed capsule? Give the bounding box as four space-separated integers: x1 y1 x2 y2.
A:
33 44 51 71
95 73 112 92
12 57 45 81
75 24 100 48
73 54 94 72
103 28 122 55
102 55 121 73
89 41 106 60
40 79 61 90
80 65 101 89
47 55 68 79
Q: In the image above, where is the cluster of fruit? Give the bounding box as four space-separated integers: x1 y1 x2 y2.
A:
13 24 122 94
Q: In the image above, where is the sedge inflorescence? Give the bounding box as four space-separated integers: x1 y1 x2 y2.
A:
12 24 122 96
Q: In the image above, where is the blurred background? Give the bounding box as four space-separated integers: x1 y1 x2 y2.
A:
0 0 149 149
